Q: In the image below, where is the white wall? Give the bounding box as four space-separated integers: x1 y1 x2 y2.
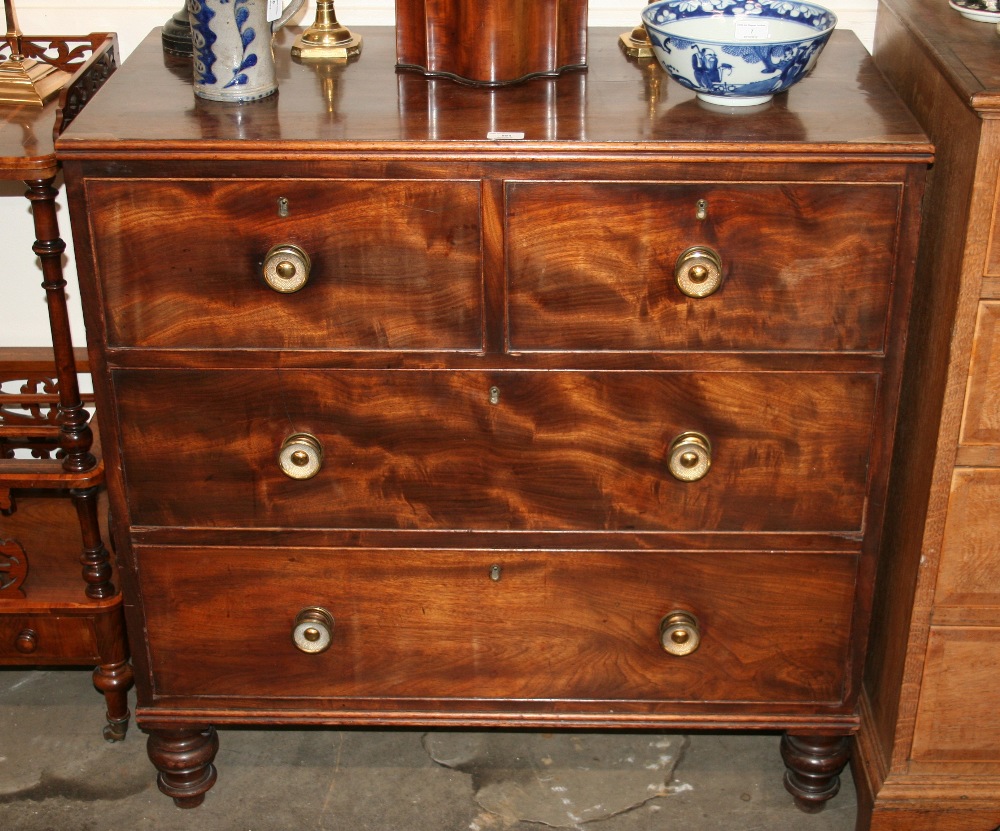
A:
3 0 877 348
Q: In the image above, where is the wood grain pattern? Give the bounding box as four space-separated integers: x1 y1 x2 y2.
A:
507 181 902 352
86 178 483 350
137 546 855 704
113 369 876 533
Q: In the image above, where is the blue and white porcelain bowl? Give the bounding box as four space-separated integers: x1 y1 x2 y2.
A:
641 0 837 107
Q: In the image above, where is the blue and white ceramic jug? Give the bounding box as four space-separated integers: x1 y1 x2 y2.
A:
188 0 304 102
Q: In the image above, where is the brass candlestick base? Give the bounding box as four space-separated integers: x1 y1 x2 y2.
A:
1 0 69 105
0 54 68 105
619 1 655 60
291 0 362 61
618 26 653 60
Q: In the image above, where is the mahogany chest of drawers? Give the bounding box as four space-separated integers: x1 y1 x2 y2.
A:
57 26 930 811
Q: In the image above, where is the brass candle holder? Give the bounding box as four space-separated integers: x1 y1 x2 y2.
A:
291 0 362 61
0 0 69 105
619 1 655 60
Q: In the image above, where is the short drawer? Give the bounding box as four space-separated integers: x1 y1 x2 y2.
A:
85 179 483 350
0 614 99 663
114 368 877 533
506 181 902 352
959 301 1000 447
933 467 1000 609
137 547 855 705
912 626 1000 762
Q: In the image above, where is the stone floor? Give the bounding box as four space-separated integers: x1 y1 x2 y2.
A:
1 668 858 831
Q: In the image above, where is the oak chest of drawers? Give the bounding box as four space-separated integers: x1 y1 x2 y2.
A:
854 0 1000 828
57 26 931 810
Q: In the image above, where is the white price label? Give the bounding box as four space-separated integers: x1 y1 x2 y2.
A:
734 19 769 40
267 0 282 22
486 131 526 140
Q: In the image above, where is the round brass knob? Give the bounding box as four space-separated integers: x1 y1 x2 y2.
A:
292 607 334 654
263 243 312 293
659 611 701 656
15 628 38 654
667 431 712 482
278 433 323 480
675 246 723 298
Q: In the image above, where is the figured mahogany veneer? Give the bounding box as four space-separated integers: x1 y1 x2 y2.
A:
57 27 930 812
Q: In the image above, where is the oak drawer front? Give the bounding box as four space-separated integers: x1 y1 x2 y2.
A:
959 302 1000 447
138 547 855 704
911 627 1000 762
85 179 483 350
933 468 1000 609
0 615 98 663
507 181 901 352
114 369 876 533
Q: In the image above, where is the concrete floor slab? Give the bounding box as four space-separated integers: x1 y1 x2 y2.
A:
1 668 857 830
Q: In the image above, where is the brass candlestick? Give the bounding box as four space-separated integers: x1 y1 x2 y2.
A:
0 0 69 105
291 0 362 61
619 1 655 60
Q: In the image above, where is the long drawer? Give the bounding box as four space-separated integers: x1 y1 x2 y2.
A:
113 369 878 533
507 181 902 352
137 547 856 704
84 178 483 350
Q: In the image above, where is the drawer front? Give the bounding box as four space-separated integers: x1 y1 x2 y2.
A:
959 302 1000 447
0 615 99 663
912 627 1000 762
507 181 901 352
114 369 876 533
933 468 1000 609
86 179 483 350
138 547 855 705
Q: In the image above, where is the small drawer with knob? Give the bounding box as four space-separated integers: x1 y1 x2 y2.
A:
137 546 856 707
0 615 100 663
506 180 903 352
82 178 483 350
114 368 876 534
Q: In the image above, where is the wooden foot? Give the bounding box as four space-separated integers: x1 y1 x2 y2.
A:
92 659 132 742
147 727 219 808
781 733 850 812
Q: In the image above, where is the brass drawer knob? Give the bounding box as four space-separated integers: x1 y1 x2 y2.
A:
667 431 712 482
263 243 312 293
15 628 38 654
660 611 701 656
292 606 334 654
675 245 723 298
278 433 324 480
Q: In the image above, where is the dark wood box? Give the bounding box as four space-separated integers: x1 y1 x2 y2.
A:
394 0 588 86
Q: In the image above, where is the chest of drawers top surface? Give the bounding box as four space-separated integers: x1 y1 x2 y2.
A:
56 28 928 156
